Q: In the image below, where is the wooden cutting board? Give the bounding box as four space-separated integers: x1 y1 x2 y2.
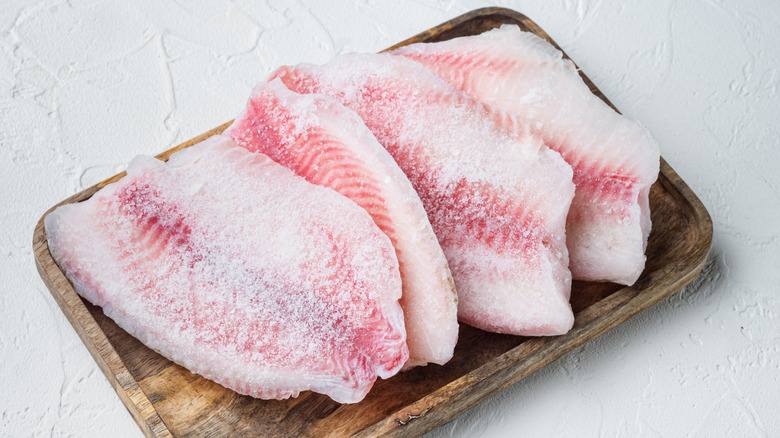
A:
32 7 713 438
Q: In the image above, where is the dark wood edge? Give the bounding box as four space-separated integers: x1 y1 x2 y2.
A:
382 7 532 52
355 160 713 437
383 7 620 114
33 220 172 438
30 123 237 438
357 8 716 437
30 7 714 438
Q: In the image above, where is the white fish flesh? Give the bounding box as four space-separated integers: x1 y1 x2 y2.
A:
270 54 575 336
226 79 458 367
392 25 660 285
45 135 408 403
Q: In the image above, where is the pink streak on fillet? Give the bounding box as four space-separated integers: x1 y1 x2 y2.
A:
225 80 458 367
44 135 407 403
391 25 661 285
269 53 576 336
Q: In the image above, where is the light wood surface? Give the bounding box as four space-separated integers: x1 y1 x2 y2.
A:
32 8 713 437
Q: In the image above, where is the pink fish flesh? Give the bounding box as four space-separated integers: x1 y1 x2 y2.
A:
44 135 407 403
226 79 458 367
392 25 660 285
270 54 575 336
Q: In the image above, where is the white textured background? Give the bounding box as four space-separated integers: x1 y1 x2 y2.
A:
2 0 779 436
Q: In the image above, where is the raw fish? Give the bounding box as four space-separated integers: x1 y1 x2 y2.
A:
45 135 407 404
226 79 458 367
270 54 575 336
392 25 660 285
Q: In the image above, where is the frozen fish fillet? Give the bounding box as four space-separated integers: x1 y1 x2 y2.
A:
270 54 575 335
226 80 458 367
45 135 407 403
393 25 660 285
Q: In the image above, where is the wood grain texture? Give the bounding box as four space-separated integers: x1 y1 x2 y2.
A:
32 8 713 438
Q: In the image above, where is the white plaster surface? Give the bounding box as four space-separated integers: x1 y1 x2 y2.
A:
1 0 778 436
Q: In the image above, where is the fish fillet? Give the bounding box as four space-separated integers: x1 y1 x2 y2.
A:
225 79 458 367
45 135 407 404
270 54 575 336
392 25 660 285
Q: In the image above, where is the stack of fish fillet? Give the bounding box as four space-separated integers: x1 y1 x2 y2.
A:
45 25 659 404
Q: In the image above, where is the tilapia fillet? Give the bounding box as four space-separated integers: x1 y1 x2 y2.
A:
271 54 575 336
226 80 458 367
392 25 660 285
45 135 407 404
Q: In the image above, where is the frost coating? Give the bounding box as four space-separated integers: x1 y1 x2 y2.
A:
226 80 458 367
392 25 661 285
271 54 575 336
44 135 407 404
